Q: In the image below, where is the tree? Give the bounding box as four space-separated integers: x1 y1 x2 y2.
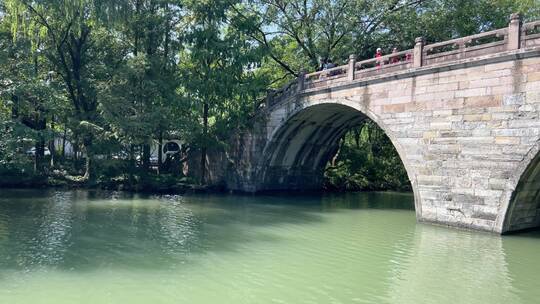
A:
4 0 112 180
234 0 426 83
0 6 66 173
180 0 267 184
98 0 183 179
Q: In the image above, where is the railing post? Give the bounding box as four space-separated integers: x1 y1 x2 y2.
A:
508 13 522 50
297 69 306 93
347 54 356 81
414 37 425 67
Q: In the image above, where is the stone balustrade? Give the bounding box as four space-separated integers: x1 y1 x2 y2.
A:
265 14 540 109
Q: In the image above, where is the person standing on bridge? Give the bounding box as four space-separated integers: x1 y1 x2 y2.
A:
317 58 326 72
319 58 336 79
375 48 383 69
325 58 336 69
391 47 400 64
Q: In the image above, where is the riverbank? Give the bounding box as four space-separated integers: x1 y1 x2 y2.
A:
0 170 413 196
0 171 221 195
0 159 411 195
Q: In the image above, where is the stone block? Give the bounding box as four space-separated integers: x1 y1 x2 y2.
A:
427 99 465 110
489 69 514 78
495 137 520 145
427 144 461 153
518 104 536 112
458 81 470 90
406 130 424 138
525 81 540 91
417 175 446 185
464 96 502 108
456 88 487 98
484 61 515 71
455 107 487 115
387 95 413 104
528 72 540 82
508 119 540 128
490 112 515 120
382 103 408 113
454 176 472 188
463 113 492 121
469 77 511 88
471 128 491 136
503 93 525 106
432 109 453 116
430 122 452 130
415 91 455 102
490 85 515 95
472 206 498 221
426 82 459 93
423 131 438 139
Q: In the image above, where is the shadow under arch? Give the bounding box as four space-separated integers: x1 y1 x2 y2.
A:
501 143 540 233
256 102 420 214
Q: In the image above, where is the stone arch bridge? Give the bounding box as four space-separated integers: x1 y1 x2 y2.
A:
216 15 540 234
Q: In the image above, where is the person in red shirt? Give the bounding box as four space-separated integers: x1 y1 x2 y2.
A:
375 48 383 69
391 47 400 64
406 52 412 62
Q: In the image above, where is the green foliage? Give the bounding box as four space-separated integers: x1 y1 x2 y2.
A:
180 0 268 132
324 122 411 192
0 109 46 185
94 159 129 182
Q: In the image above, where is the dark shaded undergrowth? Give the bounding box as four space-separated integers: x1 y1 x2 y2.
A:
324 121 411 192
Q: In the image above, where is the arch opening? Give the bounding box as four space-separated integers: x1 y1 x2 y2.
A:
503 150 540 233
323 121 411 193
258 103 413 196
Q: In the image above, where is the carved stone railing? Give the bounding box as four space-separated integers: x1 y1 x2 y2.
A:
263 14 540 109
522 20 540 48
423 28 508 65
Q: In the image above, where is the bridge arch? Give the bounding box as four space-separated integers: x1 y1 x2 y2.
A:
230 18 540 232
257 100 421 214
499 141 540 233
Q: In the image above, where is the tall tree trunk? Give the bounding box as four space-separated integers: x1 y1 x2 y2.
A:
34 138 45 174
142 143 151 180
84 156 91 180
331 136 345 167
61 122 67 160
157 131 163 175
34 117 47 174
82 137 93 181
49 116 55 168
200 101 209 184
129 144 135 186
11 95 18 119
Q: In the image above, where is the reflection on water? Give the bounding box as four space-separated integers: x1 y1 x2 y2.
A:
0 189 539 303
388 225 518 304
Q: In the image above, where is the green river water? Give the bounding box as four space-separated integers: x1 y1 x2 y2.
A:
0 189 539 304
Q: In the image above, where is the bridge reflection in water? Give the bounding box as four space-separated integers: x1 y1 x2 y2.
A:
387 225 518 303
